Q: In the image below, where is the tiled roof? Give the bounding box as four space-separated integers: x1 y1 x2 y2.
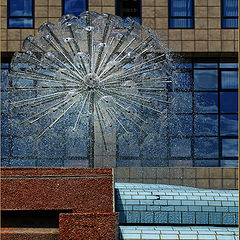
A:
120 226 238 240
115 183 238 225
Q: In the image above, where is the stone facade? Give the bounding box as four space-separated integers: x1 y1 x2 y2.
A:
1 0 238 52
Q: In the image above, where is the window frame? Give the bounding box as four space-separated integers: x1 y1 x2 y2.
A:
221 0 238 29
168 0 195 29
7 0 35 29
62 0 88 16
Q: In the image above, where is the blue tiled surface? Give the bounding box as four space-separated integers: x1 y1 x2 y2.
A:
119 226 239 240
115 182 238 226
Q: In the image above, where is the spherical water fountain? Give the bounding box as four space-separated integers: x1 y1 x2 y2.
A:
8 11 176 167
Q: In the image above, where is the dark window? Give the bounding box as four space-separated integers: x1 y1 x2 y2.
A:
62 0 88 16
116 0 141 23
222 0 238 28
169 0 194 28
8 0 34 28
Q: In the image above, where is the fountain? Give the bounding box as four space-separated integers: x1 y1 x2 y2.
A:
8 11 176 167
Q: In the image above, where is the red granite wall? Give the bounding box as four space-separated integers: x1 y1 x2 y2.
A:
1 168 118 240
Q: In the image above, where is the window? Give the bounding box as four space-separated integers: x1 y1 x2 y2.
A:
116 0 141 23
222 0 238 28
62 0 88 16
7 0 34 28
116 59 238 167
169 0 194 28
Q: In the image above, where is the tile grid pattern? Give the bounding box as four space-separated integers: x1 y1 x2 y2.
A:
1 0 238 52
116 183 238 225
120 226 239 240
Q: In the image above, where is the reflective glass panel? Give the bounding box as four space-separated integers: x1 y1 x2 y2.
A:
194 92 218 113
170 138 191 157
169 18 193 28
169 114 192 136
170 0 193 17
172 72 191 90
8 18 33 28
220 159 238 167
222 138 238 157
194 63 218 69
194 70 218 90
9 0 32 16
194 115 218 136
220 63 238 68
194 137 218 158
221 71 238 89
63 0 87 15
195 159 219 167
220 92 238 113
170 92 192 113
220 114 238 136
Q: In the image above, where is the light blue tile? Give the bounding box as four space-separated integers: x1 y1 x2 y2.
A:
182 200 195 205
228 207 238 213
147 205 161 211
160 235 179 239
122 233 141 239
223 213 236 225
182 212 195 224
209 212 222 225
202 206 215 212
209 201 222 206
153 200 167 205
154 212 168 223
175 206 188 211
222 201 235 207
196 212 209 225
140 211 154 223
201 197 214 200
168 200 181 205
141 234 160 239
215 197 228 201
195 201 208 205
169 212 181 224
161 206 174 211
189 206 202 211
132 205 147 211
132 195 145 199
216 207 229 212
125 200 140 205
126 211 140 223
140 200 154 205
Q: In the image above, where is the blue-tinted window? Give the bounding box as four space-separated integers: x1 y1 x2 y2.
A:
222 0 238 28
194 137 218 158
172 72 191 90
8 0 34 28
194 70 218 90
62 0 88 15
170 138 191 157
194 92 218 113
194 115 218 136
169 114 192 136
116 0 141 23
169 0 194 28
220 92 238 113
221 71 238 89
220 115 238 136
222 138 238 157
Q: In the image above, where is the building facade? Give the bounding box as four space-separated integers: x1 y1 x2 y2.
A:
1 0 238 189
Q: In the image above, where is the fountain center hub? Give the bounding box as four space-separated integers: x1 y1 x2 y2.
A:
84 73 99 89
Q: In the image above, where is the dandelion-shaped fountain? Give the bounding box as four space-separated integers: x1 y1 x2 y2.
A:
8 12 175 167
